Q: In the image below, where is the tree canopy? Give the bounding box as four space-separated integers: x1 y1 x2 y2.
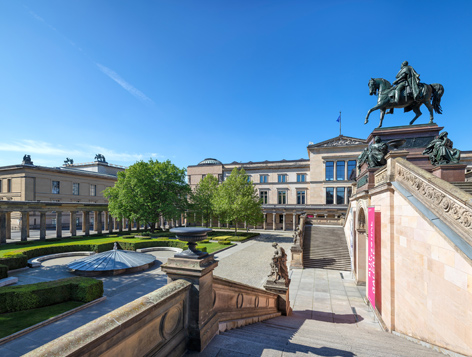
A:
212 168 263 232
104 159 190 231
191 174 219 227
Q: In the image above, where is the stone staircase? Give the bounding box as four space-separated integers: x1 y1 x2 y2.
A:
190 315 444 356
302 225 351 270
452 181 472 194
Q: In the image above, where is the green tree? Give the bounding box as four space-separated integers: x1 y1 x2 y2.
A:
104 159 190 231
212 168 263 233
191 174 219 227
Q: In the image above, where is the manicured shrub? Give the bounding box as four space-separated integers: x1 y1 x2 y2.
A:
217 241 232 245
200 239 210 243
0 264 8 279
0 254 28 270
196 246 208 252
0 277 103 313
121 235 135 239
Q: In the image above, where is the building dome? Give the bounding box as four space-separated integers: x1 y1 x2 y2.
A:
198 158 222 165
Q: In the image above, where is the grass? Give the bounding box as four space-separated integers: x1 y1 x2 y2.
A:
0 301 84 339
0 233 231 258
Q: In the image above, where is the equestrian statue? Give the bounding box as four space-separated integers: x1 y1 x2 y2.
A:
364 61 444 128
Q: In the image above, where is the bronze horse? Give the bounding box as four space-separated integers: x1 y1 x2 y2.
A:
365 78 444 128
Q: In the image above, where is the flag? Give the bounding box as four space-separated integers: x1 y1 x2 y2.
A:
336 114 341 122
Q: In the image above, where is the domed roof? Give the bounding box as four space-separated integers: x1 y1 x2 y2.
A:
198 158 222 165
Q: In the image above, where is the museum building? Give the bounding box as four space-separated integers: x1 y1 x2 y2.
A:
187 135 368 230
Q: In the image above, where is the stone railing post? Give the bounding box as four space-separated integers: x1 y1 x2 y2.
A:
161 228 219 352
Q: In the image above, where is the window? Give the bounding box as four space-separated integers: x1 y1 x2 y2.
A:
297 190 306 205
52 181 60 194
202 174 206 179
336 187 345 204
326 187 334 204
260 175 268 183
297 174 306 182
188 176 191 184
277 175 286 183
279 215 284 224
260 191 268 204
247 175 252 182
325 162 334 181
90 184 96 196
348 160 357 180
336 161 345 181
7 179 11 193
73 183 79 195
278 190 287 204
0 180 2 192
347 187 352 203
218 174 223 182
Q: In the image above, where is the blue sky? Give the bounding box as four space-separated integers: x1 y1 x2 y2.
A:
1 1 472 169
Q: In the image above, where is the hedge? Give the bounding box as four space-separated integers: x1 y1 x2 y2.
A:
0 254 28 270
0 264 8 279
0 277 103 313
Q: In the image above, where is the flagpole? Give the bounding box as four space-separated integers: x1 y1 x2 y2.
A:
339 111 342 136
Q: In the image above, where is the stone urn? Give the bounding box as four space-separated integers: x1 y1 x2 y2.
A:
170 227 211 259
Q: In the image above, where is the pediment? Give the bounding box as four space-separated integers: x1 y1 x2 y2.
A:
310 135 367 148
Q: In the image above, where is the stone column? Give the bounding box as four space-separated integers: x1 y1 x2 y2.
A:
282 213 286 231
0 213 6 244
108 215 114 234
26 212 30 237
40 212 47 240
293 213 296 231
333 160 337 181
21 211 28 241
70 211 77 236
94 211 98 232
5 212 11 240
161 255 219 352
96 211 102 234
272 213 276 230
104 212 108 230
56 211 63 238
263 213 267 230
201 215 204 227
84 211 90 236
82 212 86 232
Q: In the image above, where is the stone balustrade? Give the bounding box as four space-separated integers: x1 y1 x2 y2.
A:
394 158 472 246
24 280 192 357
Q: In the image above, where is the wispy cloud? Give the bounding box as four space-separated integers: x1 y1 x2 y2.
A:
83 145 163 162
0 140 82 157
24 6 153 104
96 63 154 104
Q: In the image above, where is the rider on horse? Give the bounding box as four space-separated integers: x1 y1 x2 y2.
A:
392 61 421 104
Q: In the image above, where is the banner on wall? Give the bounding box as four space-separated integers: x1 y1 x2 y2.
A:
349 208 354 272
368 206 376 309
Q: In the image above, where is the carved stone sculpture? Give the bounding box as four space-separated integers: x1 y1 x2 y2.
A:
423 131 461 166
357 136 389 172
267 243 290 287
64 157 74 165
22 155 33 165
94 154 107 163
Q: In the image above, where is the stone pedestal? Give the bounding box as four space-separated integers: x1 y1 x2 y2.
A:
356 167 381 191
263 279 291 316
432 164 467 182
161 255 219 352
290 245 303 269
367 123 443 171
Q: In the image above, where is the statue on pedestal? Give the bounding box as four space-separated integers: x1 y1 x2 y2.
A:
267 243 290 287
364 61 444 128
357 136 389 172
94 154 107 163
22 155 33 165
423 131 461 165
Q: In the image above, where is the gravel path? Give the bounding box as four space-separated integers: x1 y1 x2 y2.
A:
213 232 293 288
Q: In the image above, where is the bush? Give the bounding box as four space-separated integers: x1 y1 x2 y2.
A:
0 277 103 313
121 235 135 239
0 264 8 279
0 254 28 270
217 241 232 245
196 246 208 252
200 239 210 243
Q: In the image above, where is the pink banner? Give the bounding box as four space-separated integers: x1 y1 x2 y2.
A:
368 207 376 309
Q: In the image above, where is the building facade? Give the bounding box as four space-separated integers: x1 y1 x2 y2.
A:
187 135 368 230
0 158 125 229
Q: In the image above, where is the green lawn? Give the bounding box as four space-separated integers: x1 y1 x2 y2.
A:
0 301 84 339
0 234 232 258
